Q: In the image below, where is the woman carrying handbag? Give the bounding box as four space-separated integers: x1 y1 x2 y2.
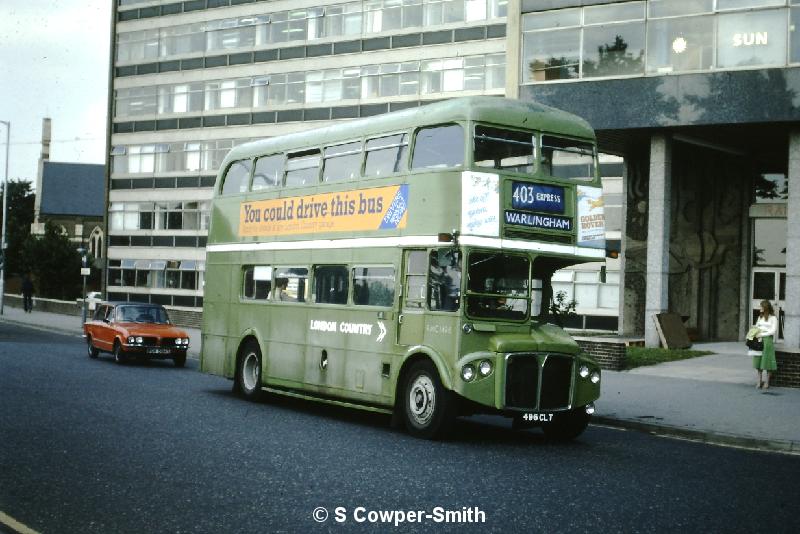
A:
750 300 778 390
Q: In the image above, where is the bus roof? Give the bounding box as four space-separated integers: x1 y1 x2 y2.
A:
222 96 595 165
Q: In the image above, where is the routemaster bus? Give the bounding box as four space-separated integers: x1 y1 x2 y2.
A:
201 96 604 440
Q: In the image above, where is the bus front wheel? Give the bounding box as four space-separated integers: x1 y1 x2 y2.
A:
401 360 455 440
236 340 263 401
542 408 590 441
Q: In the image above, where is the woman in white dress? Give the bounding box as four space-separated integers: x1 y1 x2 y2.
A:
751 300 778 389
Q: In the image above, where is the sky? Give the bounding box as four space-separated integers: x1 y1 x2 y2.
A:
0 0 111 187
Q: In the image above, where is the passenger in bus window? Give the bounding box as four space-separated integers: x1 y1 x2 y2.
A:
276 277 294 301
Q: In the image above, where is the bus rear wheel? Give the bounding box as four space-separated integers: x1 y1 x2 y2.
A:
236 340 263 401
542 408 590 441
401 360 455 440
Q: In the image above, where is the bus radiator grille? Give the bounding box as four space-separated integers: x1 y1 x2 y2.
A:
505 356 539 410
539 355 573 410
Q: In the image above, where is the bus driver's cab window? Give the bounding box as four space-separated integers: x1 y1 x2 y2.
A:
429 249 461 312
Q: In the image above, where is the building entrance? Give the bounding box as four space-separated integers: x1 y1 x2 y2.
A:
750 268 785 339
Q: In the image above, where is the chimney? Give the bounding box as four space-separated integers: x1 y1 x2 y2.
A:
33 117 52 227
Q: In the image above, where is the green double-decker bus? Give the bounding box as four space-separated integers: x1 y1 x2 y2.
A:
201 96 604 440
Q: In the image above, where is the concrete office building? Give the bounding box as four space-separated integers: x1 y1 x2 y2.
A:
107 0 510 317
510 0 800 347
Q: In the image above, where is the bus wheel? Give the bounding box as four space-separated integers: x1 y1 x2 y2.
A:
542 408 590 441
402 360 455 440
237 341 263 401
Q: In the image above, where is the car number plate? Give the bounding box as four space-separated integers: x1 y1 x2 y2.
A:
147 348 171 354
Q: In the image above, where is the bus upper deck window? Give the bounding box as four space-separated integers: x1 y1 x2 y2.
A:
221 159 253 195
285 150 321 187
540 135 596 181
411 124 464 170
474 125 535 174
364 134 408 177
252 155 284 191
323 141 363 183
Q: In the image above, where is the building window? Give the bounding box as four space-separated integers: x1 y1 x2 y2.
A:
753 219 787 266
717 8 787 69
523 2 793 83
646 15 714 74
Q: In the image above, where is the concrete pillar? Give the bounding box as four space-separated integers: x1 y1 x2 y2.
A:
645 134 672 347
504 0 521 99
784 131 800 349
618 159 631 336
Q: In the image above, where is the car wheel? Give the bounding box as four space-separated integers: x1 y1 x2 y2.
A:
87 336 99 359
173 353 186 368
401 360 456 440
236 340 263 401
542 408 590 441
113 341 127 364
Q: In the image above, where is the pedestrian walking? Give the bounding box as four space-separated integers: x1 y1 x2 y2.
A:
21 274 34 313
750 299 778 390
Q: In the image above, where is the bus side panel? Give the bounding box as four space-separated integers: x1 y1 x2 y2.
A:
264 306 309 387
200 260 234 377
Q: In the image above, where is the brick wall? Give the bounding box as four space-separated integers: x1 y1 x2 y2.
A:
774 351 800 388
575 339 627 371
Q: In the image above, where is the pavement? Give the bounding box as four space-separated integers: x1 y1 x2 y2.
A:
1 305 798 455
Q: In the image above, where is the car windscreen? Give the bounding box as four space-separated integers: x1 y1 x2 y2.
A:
117 305 170 324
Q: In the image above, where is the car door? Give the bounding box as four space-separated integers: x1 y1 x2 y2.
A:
93 305 116 351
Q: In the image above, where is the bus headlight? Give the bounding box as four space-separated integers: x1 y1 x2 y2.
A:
590 372 600 384
579 365 590 378
478 360 492 377
461 364 475 382
462 323 473 334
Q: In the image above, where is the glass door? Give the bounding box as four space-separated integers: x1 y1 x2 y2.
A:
750 268 785 339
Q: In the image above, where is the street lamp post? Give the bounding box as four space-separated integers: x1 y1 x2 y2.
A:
77 247 89 324
0 120 10 315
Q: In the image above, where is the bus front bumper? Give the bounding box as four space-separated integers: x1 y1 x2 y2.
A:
452 352 601 415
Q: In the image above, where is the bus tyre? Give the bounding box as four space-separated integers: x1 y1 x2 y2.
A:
542 408 590 441
402 360 455 440
237 341 263 401
87 336 99 359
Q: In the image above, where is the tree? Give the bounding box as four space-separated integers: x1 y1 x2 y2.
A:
21 222 82 300
0 180 35 277
549 290 578 328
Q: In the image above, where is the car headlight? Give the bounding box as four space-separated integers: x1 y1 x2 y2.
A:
175 338 182 345
461 364 475 382
579 365 590 378
135 336 143 344
478 360 492 376
127 336 135 344
590 371 600 384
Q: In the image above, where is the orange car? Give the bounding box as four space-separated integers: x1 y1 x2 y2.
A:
84 302 190 367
